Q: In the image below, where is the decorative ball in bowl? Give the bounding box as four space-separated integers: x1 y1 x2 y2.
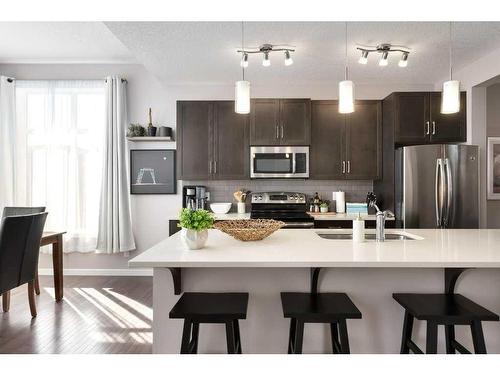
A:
214 219 285 241
210 203 232 214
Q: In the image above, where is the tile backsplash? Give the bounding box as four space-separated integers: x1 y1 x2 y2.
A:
182 180 373 212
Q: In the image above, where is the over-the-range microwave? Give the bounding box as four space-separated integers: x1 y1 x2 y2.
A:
250 146 309 178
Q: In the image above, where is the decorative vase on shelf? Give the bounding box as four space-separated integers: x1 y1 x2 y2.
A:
181 228 208 250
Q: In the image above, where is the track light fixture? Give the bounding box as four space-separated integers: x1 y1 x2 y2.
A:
237 43 295 69
357 44 410 67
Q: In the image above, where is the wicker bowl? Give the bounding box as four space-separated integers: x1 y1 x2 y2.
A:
214 219 285 241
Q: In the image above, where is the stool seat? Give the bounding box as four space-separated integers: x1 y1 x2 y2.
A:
281 292 362 322
169 292 249 321
393 293 499 324
281 292 362 354
169 292 249 354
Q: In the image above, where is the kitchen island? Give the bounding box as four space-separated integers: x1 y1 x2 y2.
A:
129 228 500 354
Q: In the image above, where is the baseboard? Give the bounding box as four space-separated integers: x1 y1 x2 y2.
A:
38 268 153 277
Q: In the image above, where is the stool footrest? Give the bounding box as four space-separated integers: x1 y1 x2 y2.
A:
451 339 471 354
406 339 424 354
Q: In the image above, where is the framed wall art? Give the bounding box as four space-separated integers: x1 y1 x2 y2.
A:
130 149 176 194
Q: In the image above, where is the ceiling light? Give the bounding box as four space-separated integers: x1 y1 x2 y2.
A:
379 51 389 66
262 52 271 67
235 22 250 114
358 50 368 65
339 22 355 114
441 22 460 114
240 53 248 68
398 52 408 67
284 50 293 66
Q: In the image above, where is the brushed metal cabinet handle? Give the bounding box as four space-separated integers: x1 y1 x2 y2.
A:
432 121 436 135
214 160 217 174
347 160 351 174
342 161 346 174
209 160 212 174
280 124 284 139
426 121 430 135
276 124 279 139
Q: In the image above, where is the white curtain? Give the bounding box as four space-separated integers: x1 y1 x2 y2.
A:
96 76 135 254
15 80 105 253
0 76 16 209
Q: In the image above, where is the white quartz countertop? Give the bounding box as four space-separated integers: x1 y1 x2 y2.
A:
129 228 500 268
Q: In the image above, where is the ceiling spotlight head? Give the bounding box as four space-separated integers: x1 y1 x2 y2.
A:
262 52 271 67
240 53 249 68
379 51 389 66
358 50 369 65
284 50 293 66
398 52 409 68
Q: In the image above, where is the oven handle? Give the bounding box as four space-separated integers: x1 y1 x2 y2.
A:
292 153 296 174
283 222 314 228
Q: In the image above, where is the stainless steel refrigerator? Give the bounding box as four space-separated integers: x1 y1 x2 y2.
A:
395 144 479 229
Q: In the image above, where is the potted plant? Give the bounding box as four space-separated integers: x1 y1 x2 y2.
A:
320 200 330 213
178 208 214 250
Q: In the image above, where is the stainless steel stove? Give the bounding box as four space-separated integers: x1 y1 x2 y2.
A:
250 192 314 228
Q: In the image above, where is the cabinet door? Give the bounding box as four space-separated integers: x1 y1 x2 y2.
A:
250 99 280 145
429 91 467 143
213 101 250 179
280 99 311 145
345 101 382 180
309 101 345 179
177 101 212 179
394 92 430 145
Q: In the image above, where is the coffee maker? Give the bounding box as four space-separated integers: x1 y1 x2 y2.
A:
182 185 209 210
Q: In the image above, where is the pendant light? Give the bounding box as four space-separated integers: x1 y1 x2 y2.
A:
339 22 354 114
235 21 250 114
441 22 460 114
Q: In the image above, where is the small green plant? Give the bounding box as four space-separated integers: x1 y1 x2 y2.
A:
127 123 146 137
320 200 330 208
178 208 214 231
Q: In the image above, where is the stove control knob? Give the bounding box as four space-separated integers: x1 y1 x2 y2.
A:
299 196 304 201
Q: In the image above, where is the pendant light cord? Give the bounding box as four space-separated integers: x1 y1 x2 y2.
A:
449 22 453 81
241 21 245 81
345 22 348 80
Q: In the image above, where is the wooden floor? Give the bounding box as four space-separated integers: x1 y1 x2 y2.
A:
0 276 152 354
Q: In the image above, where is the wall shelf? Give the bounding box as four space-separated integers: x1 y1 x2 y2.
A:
127 137 174 142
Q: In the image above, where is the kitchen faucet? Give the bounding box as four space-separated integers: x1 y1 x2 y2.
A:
366 192 394 242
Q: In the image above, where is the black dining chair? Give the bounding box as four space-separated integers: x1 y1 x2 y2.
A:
2 207 46 295
0 212 48 318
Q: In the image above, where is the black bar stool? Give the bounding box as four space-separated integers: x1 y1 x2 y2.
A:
393 293 499 354
169 292 249 354
281 292 362 354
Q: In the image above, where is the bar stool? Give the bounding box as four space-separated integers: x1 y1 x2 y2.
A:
169 292 249 354
281 292 362 354
393 293 499 354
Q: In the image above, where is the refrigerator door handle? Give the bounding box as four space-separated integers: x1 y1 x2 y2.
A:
435 158 444 227
444 158 452 227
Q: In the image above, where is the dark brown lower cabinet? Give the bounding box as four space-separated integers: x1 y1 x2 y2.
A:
310 100 382 180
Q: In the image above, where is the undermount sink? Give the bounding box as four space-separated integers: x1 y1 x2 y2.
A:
317 232 417 241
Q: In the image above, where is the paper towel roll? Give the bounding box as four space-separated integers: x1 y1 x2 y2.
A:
335 191 345 213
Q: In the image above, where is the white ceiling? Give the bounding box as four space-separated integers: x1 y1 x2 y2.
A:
104 21 500 86
2 22 500 86
0 22 136 63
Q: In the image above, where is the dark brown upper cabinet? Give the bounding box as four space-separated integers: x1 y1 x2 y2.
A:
250 99 311 145
177 101 249 180
310 100 382 180
390 91 466 146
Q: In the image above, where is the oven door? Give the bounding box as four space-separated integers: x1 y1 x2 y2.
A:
250 146 309 178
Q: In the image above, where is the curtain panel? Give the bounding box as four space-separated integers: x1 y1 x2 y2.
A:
96 76 135 254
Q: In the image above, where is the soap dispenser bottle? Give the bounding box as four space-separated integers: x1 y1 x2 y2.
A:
353 212 365 243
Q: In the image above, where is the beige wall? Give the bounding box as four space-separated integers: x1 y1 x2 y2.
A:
487 84 500 228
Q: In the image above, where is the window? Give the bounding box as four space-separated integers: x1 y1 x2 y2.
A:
15 80 105 252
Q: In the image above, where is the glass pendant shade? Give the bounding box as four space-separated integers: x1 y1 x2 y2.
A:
338 80 355 114
235 80 250 114
441 80 460 114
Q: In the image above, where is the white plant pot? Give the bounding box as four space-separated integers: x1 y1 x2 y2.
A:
320 207 328 213
181 228 208 250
